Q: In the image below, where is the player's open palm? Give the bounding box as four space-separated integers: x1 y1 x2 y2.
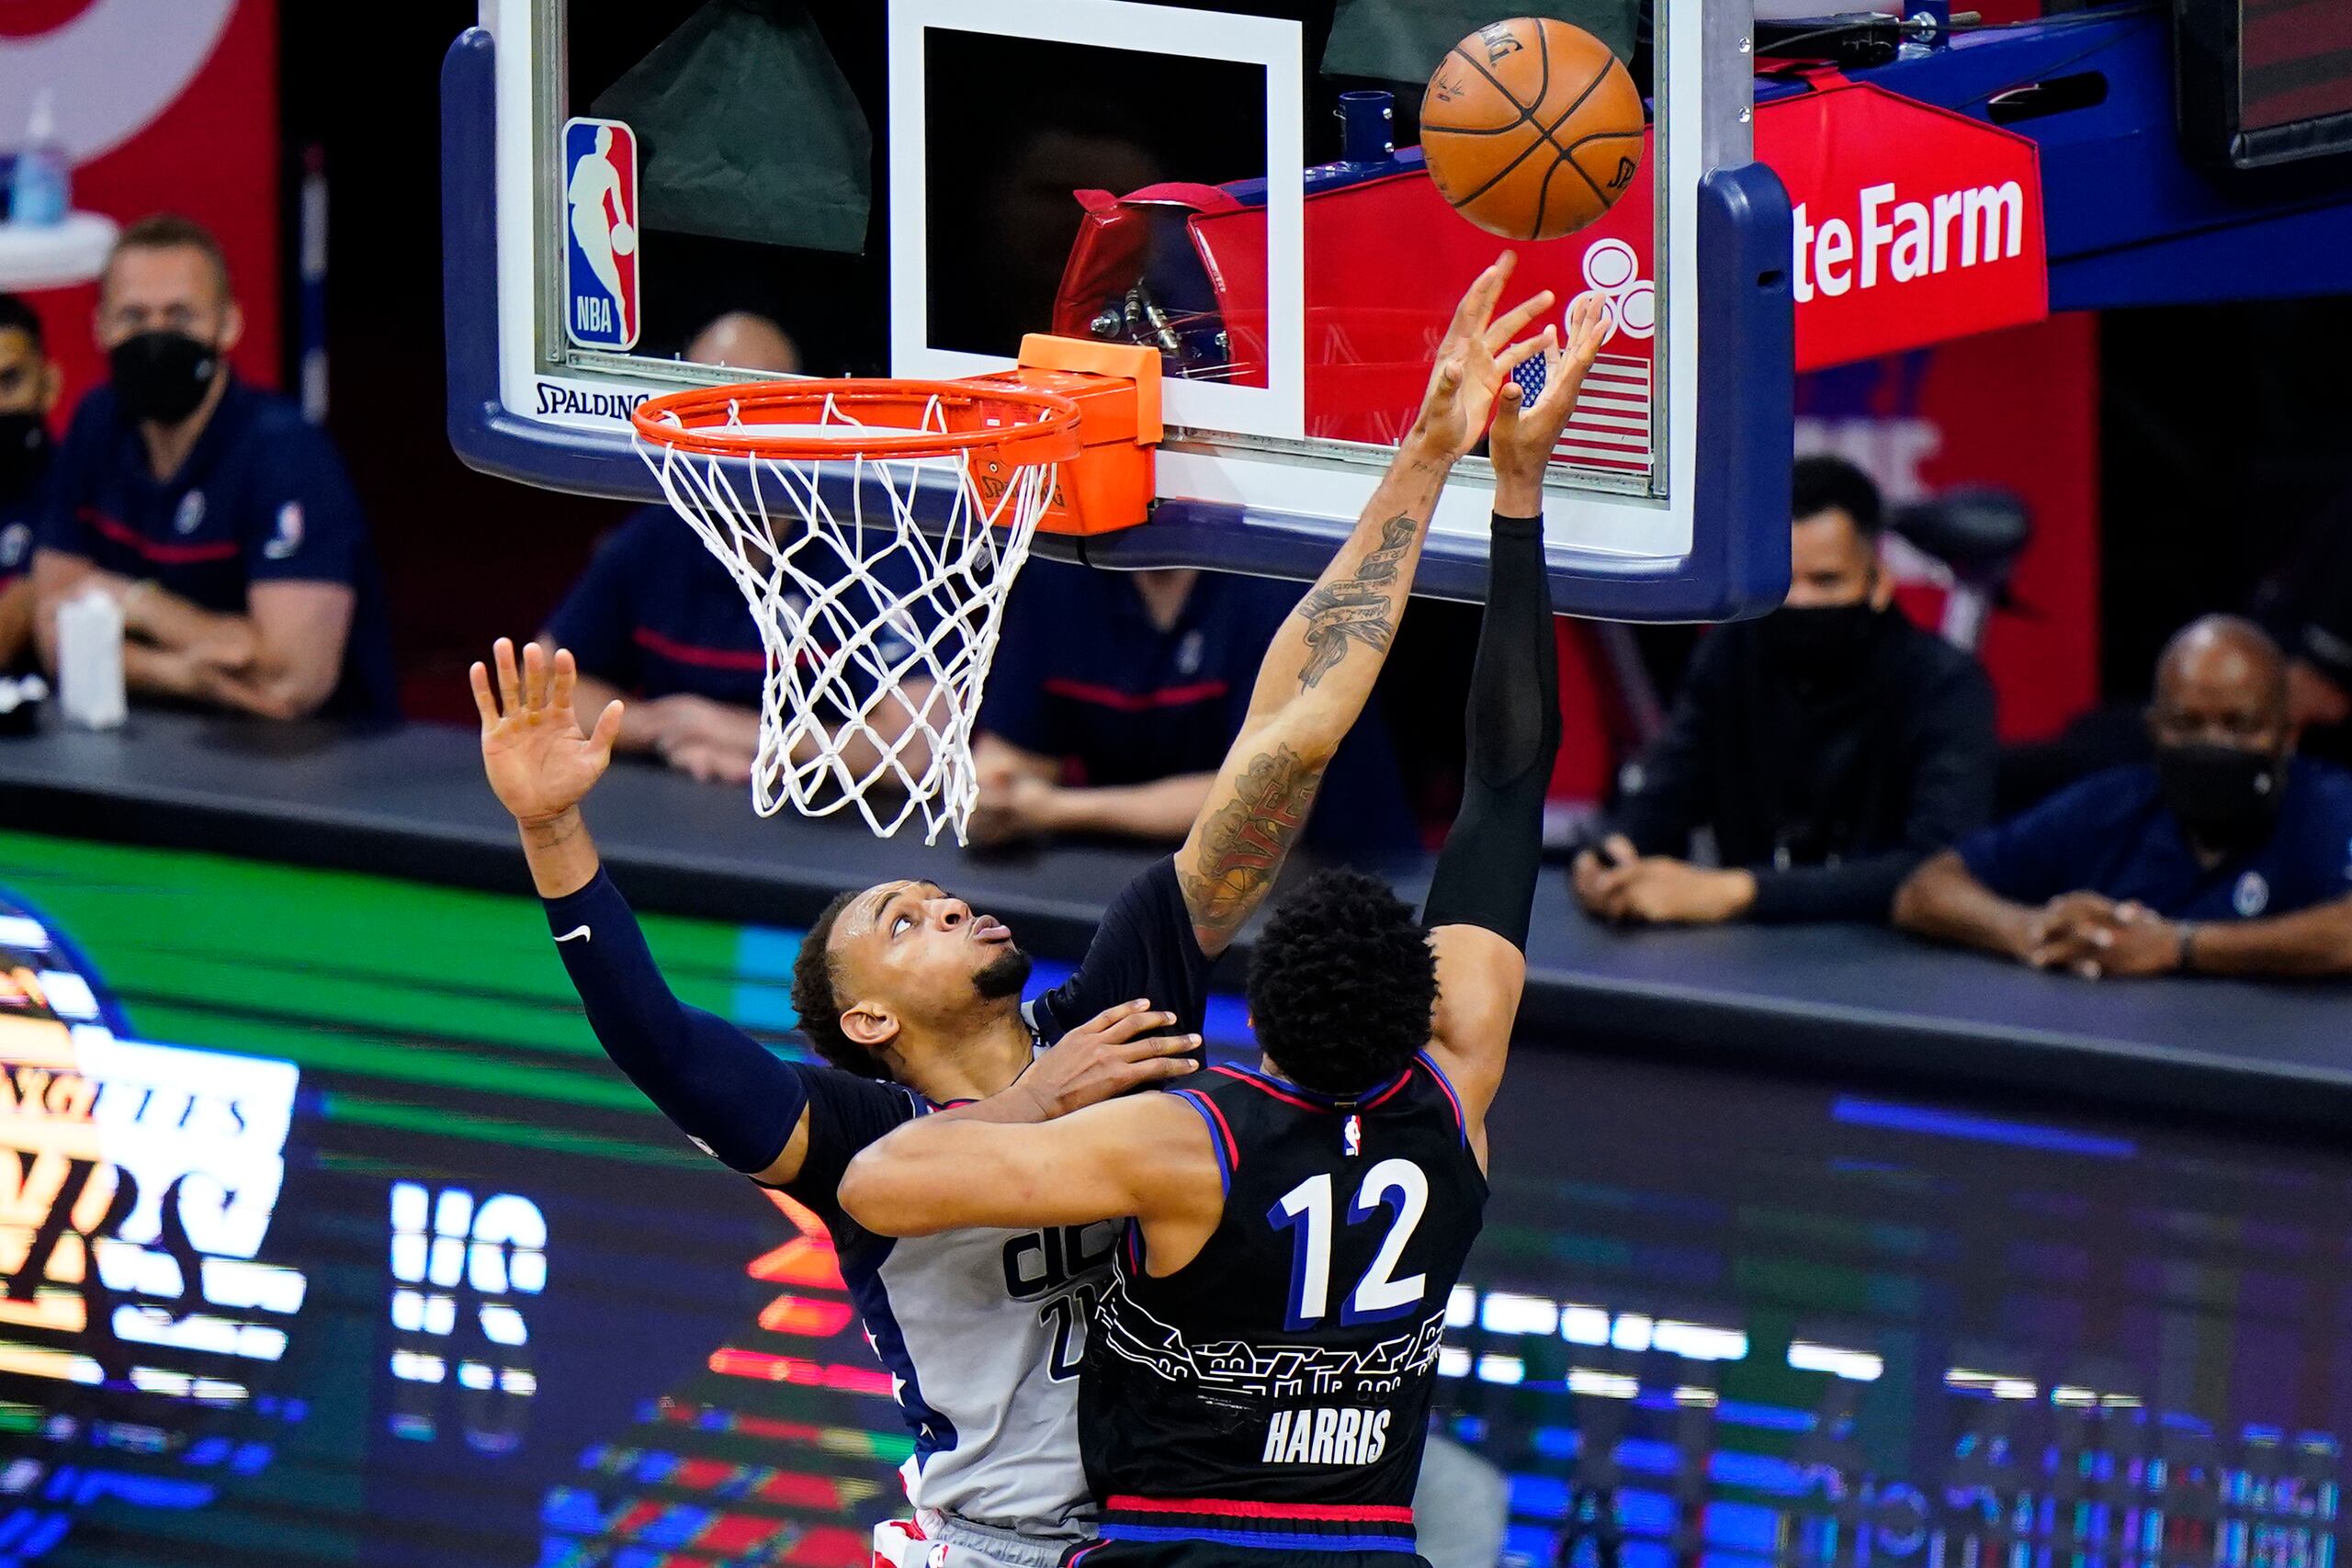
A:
471 637 624 825
1415 250 1560 459
1490 291 1609 486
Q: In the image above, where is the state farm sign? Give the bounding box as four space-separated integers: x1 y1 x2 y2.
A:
1794 178 2026 299
1770 83 2047 367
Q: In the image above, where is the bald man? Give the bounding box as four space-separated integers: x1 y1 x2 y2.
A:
691 310 801 376
540 310 915 786
1895 615 2352 979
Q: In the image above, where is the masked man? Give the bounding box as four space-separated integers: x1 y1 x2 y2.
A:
1896 615 2352 979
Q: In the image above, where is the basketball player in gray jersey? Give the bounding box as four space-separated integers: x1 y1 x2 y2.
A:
471 255 1578 1568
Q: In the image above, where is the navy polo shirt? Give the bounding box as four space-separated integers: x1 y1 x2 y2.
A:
979 559 1420 860
1956 758 2352 920
38 380 398 719
0 443 47 593
548 507 768 706
547 506 922 711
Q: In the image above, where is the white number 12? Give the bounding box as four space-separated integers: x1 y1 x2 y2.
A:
1270 1158 1429 1329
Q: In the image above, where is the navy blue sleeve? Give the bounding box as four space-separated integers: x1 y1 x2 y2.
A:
2278 765 2352 911
546 514 651 689
1954 777 2107 906
243 419 370 587
977 564 1057 754
33 399 100 560
1025 858 1216 1043
543 870 914 1208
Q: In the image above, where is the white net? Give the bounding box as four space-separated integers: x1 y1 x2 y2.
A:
636 389 1057 845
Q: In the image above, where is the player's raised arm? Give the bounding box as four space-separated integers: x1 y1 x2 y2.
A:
1174 254 1560 954
474 637 853 1189
1420 296 1607 1162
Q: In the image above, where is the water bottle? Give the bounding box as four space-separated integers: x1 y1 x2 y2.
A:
56 587 126 729
11 92 69 228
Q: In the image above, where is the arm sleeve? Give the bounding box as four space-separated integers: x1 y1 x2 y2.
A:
243 423 370 586
1024 858 1217 1043
1744 660 1998 922
543 870 912 1194
545 522 645 688
1420 513 1561 949
1599 637 1722 855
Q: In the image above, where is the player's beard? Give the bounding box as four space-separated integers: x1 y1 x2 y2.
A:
972 945 1034 1001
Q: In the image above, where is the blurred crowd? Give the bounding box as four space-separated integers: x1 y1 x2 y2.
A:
6 213 2349 981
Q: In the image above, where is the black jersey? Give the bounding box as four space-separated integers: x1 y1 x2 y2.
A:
1078 1055 1487 1558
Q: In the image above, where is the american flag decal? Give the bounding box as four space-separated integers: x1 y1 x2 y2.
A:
1511 352 1656 478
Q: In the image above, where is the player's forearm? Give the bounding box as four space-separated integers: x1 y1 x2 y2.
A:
516 805 605 899
1890 852 2033 959
2184 899 2352 977
1242 431 1453 743
842 1119 1027 1235
1422 513 1558 950
1040 773 1215 840
542 864 810 1176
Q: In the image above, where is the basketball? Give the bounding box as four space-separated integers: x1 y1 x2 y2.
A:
1421 17 1646 243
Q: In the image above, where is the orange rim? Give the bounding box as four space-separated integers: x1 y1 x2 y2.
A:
631 378 1082 469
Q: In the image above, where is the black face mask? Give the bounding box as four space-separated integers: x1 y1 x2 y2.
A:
2156 742 2285 847
108 330 220 425
0 412 49 495
1757 599 1884 680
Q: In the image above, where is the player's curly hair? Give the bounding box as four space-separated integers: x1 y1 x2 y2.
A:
1246 868 1438 1096
790 891 891 1079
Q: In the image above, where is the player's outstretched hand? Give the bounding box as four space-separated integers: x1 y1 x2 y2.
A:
1490 291 1609 513
471 637 624 825
1016 998 1201 1119
1412 251 1560 461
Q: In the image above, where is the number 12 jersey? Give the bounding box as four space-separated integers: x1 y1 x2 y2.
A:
1079 1056 1487 1557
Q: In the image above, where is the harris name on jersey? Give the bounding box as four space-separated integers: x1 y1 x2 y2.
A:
1259 1406 1395 1467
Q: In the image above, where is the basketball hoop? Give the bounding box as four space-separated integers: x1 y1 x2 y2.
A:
630 338 1160 845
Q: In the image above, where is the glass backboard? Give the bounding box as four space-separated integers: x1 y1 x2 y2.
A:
442 0 1792 616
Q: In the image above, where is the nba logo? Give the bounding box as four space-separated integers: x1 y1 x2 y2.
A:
562 118 640 351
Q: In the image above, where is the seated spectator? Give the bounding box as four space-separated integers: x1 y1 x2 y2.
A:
31 215 396 719
0 292 62 671
1572 456 1996 923
546 311 932 786
685 310 801 377
968 559 1419 861
1895 615 2352 979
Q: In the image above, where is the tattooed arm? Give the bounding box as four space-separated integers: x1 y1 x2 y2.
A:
1173 253 1560 953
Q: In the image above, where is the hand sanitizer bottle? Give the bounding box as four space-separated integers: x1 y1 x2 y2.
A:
57 587 127 729
11 92 69 228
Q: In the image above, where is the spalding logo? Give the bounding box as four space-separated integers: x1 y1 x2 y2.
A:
1477 22 1526 64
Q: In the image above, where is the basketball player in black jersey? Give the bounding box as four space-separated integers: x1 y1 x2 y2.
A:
839 301 1590 1568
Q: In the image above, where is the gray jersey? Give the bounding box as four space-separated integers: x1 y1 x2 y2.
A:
797 862 1216 1543
855 1216 1119 1534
